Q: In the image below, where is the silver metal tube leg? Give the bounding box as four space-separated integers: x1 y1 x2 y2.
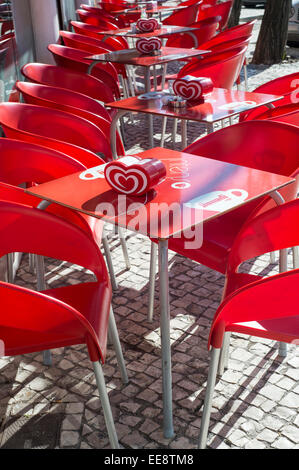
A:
110 110 127 159
148 242 158 322
160 116 167 147
181 119 187 150
217 332 230 375
145 67 154 148
36 199 52 366
292 246 299 269
158 239 174 438
6 253 14 283
118 228 131 270
244 63 248 91
269 190 287 357
108 307 128 384
270 252 276 264
29 252 35 273
102 234 118 291
172 118 178 149
198 347 221 449
161 63 167 91
92 361 120 449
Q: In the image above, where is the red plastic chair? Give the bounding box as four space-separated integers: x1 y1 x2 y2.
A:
47 44 120 99
162 1 202 26
251 103 299 126
76 8 120 29
178 45 248 89
0 198 126 449
198 199 299 449
148 121 299 320
0 102 113 162
21 62 116 105
239 72 299 122
60 29 115 52
165 16 220 48
70 21 129 50
79 4 129 27
196 0 233 30
199 20 256 49
59 30 127 79
16 81 125 156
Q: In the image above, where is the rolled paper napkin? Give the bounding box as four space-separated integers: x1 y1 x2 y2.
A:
104 155 166 195
173 75 214 105
136 37 162 54
136 17 159 32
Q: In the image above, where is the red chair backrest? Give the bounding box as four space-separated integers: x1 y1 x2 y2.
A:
239 72 299 122
47 44 120 98
21 62 116 104
76 8 119 29
0 102 112 163
16 81 125 156
201 20 256 49
206 35 251 54
70 20 129 49
165 16 220 48
0 138 89 188
178 45 248 89
60 30 114 52
197 0 233 30
254 103 299 125
80 4 127 27
163 1 202 26
228 199 299 276
184 120 299 220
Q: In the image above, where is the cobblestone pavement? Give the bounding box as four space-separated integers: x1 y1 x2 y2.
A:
0 7 298 450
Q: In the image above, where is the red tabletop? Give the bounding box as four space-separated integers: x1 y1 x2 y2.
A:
105 88 282 122
95 25 198 38
25 148 293 240
87 46 209 67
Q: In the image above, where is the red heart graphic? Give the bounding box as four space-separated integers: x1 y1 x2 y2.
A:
104 156 166 195
173 76 213 104
136 18 158 32
136 37 162 54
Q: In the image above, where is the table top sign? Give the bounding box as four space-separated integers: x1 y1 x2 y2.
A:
173 75 214 105
136 37 162 54
104 155 166 195
136 17 159 32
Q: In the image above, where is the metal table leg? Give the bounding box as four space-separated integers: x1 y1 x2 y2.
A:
158 238 174 439
144 67 154 148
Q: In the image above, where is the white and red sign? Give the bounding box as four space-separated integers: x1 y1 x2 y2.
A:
136 37 162 54
104 156 166 195
173 75 214 104
136 18 159 32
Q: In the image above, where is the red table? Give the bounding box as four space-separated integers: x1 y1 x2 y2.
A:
25 147 294 440
104 88 282 157
87 46 210 146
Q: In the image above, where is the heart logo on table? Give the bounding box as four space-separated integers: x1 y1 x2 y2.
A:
173 76 214 104
136 37 162 54
136 18 159 32
104 156 166 195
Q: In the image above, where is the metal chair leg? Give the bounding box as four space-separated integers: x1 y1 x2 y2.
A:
148 242 158 322
217 331 230 376
198 347 221 449
35 254 52 366
108 307 128 384
172 118 178 149
102 234 118 291
92 361 120 449
118 228 131 270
